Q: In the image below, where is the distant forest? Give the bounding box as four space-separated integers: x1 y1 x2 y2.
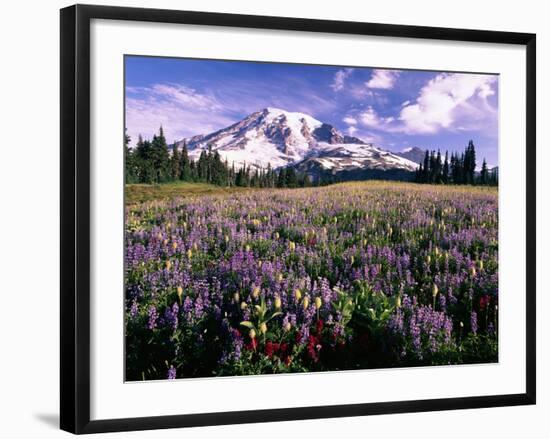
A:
125 127 327 188
414 140 498 186
125 127 498 188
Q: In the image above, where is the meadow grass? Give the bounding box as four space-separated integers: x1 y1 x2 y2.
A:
125 181 256 205
126 180 498 205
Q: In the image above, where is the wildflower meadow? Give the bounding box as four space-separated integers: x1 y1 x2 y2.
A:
125 181 498 381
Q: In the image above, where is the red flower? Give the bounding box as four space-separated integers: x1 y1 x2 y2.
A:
479 295 490 311
245 338 258 351
316 319 324 335
265 341 283 359
277 343 290 365
307 335 321 363
265 341 274 358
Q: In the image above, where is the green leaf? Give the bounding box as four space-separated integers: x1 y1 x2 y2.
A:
267 311 283 321
240 321 255 329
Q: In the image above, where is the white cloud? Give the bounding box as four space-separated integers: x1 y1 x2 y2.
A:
125 85 235 146
366 69 400 89
359 107 381 127
331 68 354 92
358 106 396 130
477 81 495 98
351 74 497 136
126 78 339 146
340 73 497 143
398 73 497 134
342 116 357 125
347 126 358 136
150 84 223 110
352 131 380 145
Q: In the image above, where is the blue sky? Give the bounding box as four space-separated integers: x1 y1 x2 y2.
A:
125 56 499 166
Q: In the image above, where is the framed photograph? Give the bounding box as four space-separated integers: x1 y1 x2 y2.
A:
60 4 536 434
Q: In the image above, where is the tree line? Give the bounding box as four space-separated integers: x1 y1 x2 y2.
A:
414 140 498 186
124 127 314 188
125 128 498 188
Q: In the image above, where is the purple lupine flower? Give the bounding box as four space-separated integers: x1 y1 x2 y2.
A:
298 324 310 345
487 322 495 336
163 302 179 330
182 296 193 313
410 319 422 356
167 365 176 380
129 299 138 319
147 305 158 330
470 311 478 335
194 296 204 319
438 294 447 312
333 322 344 339
388 309 404 333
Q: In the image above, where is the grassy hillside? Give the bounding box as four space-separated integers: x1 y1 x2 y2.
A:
126 180 498 205
125 181 256 205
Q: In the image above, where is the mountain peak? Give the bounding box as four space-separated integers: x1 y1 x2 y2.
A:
261 107 323 128
263 106 286 114
396 146 426 165
176 108 419 174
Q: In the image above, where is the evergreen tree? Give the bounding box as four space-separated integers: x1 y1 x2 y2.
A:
412 141 492 187
442 151 449 184
224 158 230 186
189 160 198 181
422 150 430 183
135 135 156 183
235 166 246 187
197 150 207 181
416 163 424 183
285 167 298 188
489 167 498 186
464 140 476 184
210 151 227 186
459 152 466 184
266 163 273 187
480 158 489 185
277 168 287 188
435 149 442 183
206 145 214 183
230 162 236 187
171 143 180 181
150 126 170 183
179 141 191 181
450 153 457 184
124 130 138 183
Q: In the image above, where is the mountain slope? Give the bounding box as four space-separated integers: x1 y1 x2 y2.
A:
395 147 426 165
174 108 419 177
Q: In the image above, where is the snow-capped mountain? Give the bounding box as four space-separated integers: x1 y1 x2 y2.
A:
174 108 418 175
297 143 419 173
395 146 427 165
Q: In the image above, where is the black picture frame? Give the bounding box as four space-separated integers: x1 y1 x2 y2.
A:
60 4 536 434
